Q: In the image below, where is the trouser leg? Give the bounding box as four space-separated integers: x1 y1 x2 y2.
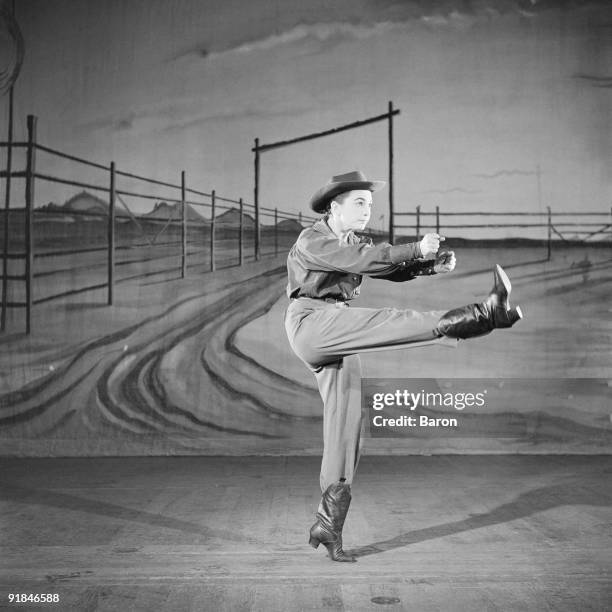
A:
285 302 452 493
287 303 449 368
315 354 363 493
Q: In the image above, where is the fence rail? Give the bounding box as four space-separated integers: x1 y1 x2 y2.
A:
0 114 316 334
393 204 611 260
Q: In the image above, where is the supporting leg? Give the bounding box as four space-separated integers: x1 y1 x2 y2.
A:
306 355 362 562
285 304 445 562
315 354 363 493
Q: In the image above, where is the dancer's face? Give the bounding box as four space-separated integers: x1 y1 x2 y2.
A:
330 190 372 232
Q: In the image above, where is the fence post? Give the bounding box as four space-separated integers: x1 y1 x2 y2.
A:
108 162 116 305
239 198 244 266
210 190 216 272
254 138 260 261
298 211 302 226
388 101 395 244
1 92 15 332
547 206 552 261
436 205 440 235
274 207 278 256
24 115 37 335
181 171 186 278
415 205 421 242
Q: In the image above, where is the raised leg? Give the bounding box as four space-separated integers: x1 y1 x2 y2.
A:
286 302 446 369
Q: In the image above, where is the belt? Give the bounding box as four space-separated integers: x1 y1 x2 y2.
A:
309 296 349 308
292 296 348 307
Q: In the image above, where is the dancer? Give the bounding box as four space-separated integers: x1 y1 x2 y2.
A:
284 171 523 562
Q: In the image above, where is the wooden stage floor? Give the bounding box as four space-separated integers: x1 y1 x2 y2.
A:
1 455 611 611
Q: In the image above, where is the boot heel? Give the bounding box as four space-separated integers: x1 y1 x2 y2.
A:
309 535 321 549
494 305 523 328
506 306 523 325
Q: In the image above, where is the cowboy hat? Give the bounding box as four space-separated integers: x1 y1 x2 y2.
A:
309 170 386 213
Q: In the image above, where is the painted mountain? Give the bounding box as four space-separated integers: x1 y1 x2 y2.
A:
143 201 207 223
35 192 275 229
276 218 304 233
38 191 108 217
215 208 256 228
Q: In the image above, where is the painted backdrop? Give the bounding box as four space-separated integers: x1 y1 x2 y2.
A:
1 0 610 455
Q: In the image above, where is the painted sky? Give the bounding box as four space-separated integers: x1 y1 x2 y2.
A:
1 0 611 236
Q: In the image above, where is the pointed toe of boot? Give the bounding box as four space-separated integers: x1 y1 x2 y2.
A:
490 264 512 310
495 264 511 292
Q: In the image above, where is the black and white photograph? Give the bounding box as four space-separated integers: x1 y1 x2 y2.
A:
1 0 611 610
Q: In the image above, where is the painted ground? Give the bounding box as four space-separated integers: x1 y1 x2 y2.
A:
1 244 611 455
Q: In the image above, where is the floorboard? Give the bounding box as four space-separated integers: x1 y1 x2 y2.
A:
0 456 610 611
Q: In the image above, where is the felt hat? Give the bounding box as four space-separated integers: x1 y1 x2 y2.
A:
309 170 386 213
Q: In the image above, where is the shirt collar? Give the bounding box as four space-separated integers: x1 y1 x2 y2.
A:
312 219 333 235
312 219 358 244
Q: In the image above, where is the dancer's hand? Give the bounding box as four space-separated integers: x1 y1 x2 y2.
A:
419 233 444 258
434 250 456 273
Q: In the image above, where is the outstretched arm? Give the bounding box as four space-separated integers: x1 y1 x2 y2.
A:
294 230 450 276
293 232 423 275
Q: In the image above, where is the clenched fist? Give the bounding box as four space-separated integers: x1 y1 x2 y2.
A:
419 233 445 258
433 250 456 274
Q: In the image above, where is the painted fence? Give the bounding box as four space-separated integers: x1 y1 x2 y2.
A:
0 115 316 334
393 205 612 259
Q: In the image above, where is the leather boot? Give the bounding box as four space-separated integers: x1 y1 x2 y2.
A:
308 479 356 562
437 264 523 339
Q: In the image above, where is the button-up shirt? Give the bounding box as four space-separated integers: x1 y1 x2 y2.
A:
286 219 436 301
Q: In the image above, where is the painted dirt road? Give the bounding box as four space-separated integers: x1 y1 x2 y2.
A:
0 260 322 455
1 245 611 455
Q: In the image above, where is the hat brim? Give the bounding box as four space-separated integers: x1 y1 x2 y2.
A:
310 180 386 213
